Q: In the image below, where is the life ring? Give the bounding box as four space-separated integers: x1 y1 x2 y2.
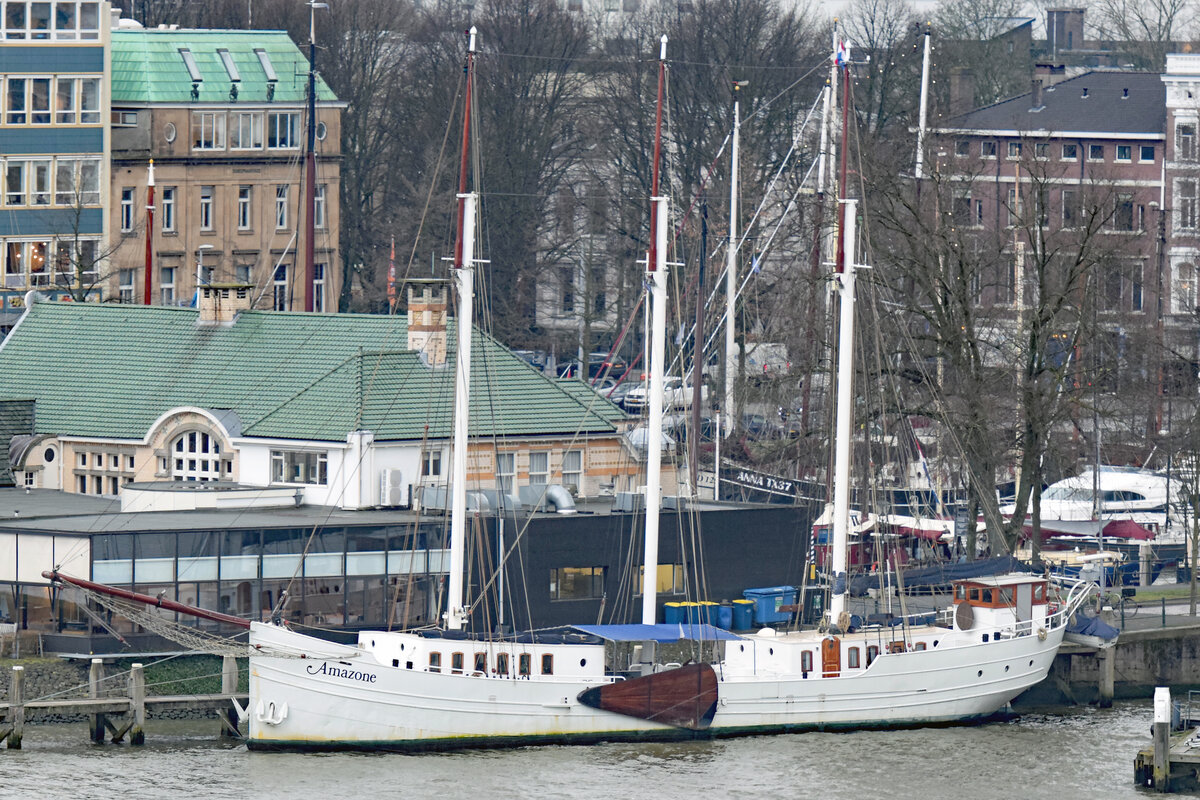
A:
1037 628 1047 641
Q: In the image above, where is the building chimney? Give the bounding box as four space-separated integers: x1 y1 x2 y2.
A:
1030 77 1044 109
197 283 253 327
949 67 975 116
407 278 449 367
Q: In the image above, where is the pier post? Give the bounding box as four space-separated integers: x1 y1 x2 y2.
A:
1140 543 1153 588
129 663 145 746
218 655 239 738
6 665 23 749
1154 687 1172 792
1098 647 1115 708
88 658 106 744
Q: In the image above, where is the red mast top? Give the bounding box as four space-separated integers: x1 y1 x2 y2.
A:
453 27 477 272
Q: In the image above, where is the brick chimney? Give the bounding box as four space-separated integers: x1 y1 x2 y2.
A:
1030 77 1044 110
1047 8 1085 56
197 283 253 327
407 278 448 367
949 67 975 116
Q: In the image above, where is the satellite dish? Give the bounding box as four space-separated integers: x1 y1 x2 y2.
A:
955 601 974 630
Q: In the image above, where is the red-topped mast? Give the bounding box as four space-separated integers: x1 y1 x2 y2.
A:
647 35 666 273
454 28 476 272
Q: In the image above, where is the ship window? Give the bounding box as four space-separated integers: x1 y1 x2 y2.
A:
999 587 1014 605
428 652 441 672
474 652 487 674
969 587 981 603
955 585 966 601
800 651 813 673
1034 584 1045 602
541 654 553 675
519 654 531 676
847 647 861 668
866 645 879 665
495 653 509 675
451 652 464 674
888 641 906 654
914 642 927 651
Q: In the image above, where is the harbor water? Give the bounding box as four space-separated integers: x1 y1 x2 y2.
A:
0 700 1157 799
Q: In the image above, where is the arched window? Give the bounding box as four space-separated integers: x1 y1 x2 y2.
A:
171 430 223 481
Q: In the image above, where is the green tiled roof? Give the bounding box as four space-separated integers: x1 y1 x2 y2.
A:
553 378 628 423
0 304 617 443
111 30 337 105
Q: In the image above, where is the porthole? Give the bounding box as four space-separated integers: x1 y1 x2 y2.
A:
580 658 587 667
977 670 983 677
164 122 177 143
769 648 774 655
316 121 327 141
739 644 745 652
43 447 55 463
371 639 376 647
1029 659 1034 667
1005 665 1010 672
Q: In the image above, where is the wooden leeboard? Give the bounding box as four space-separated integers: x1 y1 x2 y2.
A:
577 663 718 730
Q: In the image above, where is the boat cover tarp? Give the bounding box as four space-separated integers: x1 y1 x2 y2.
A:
1067 613 1120 641
847 555 1033 597
1101 519 1155 540
571 623 744 642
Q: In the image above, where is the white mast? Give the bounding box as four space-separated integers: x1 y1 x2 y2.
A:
914 23 931 180
445 26 477 632
723 84 740 434
829 199 857 623
641 34 669 626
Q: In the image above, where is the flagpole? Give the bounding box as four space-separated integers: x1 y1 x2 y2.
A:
387 236 396 313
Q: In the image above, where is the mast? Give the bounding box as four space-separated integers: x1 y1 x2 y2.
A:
723 82 740 436
144 159 154 305
829 199 858 623
445 26 478 632
690 199 707 491
914 23 931 180
302 1 324 312
641 34 669 626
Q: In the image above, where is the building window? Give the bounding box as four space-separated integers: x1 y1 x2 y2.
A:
1112 194 1134 231
231 111 263 150
30 77 49 124
77 158 99 204
237 185 252 230
561 449 582 492
1088 144 1104 161
79 77 99 123
313 262 325 312
1061 143 1078 160
496 452 515 492
55 76 75 123
5 77 24 123
191 111 226 150
954 139 969 157
421 449 442 477
1062 189 1079 228
1174 262 1196 314
1034 142 1048 159
120 187 134 232
160 266 175 305
1141 145 1156 162
275 185 288 229
235 263 252 283
173 431 223 481
560 268 574 313
1116 144 1132 162
1179 180 1199 232
270 449 328 484
199 185 214 231
272 264 288 310
1007 141 1021 159
529 452 548 486
1179 123 1197 161
267 112 299 149
638 563 686 595
1006 187 1017 227
118 268 134 303
162 186 176 232
549 566 605 600
30 159 48 205
314 184 326 228
980 141 997 159
5 160 24 205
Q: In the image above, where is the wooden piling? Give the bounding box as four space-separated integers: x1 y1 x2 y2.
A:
1098 647 1115 708
218 655 239 738
6 665 23 749
1154 687 1172 792
88 658 105 744
129 663 145 746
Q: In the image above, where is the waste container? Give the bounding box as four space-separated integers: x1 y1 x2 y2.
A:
742 586 798 625
698 601 718 625
680 601 701 624
731 599 754 629
663 602 683 625
715 602 733 630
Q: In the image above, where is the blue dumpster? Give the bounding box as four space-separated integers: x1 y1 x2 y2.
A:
663 602 683 625
742 586 798 625
715 602 734 630
731 599 754 629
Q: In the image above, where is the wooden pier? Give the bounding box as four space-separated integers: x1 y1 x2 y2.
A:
1135 688 1200 792
0 657 247 748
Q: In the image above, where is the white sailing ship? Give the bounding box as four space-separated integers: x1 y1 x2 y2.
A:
51 30 1091 752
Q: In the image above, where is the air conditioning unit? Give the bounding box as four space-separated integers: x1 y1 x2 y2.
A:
380 468 410 508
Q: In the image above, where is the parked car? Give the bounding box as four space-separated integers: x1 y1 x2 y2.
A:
624 377 709 412
512 350 548 371
587 351 628 380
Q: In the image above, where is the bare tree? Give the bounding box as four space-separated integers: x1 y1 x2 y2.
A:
1091 0 1194 70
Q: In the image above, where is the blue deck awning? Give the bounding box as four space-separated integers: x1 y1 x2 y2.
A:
571 623 743 642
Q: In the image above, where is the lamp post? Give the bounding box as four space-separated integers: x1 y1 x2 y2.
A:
1151 202 1169 436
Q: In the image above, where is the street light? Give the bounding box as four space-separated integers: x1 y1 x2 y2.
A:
1150 201 1169 436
